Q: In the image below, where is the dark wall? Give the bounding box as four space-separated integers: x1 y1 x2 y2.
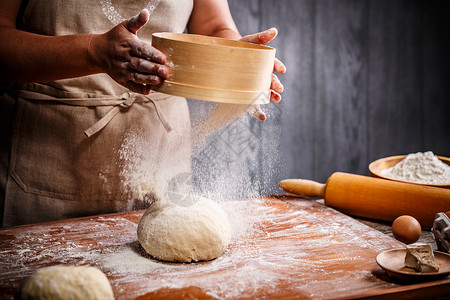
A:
234 0 450 181
190 0 450 196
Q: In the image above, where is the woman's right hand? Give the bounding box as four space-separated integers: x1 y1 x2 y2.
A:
89 9 167 95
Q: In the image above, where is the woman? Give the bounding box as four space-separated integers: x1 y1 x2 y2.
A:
0 0 285 226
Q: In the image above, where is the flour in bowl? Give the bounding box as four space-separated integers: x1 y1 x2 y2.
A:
381 151 450 185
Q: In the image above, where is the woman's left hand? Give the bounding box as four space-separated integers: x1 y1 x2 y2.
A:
240 28 286 121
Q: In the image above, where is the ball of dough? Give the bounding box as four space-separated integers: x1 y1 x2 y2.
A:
19 265 114 300
137 197 231 262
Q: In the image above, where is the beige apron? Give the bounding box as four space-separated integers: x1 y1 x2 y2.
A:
0 0 194 227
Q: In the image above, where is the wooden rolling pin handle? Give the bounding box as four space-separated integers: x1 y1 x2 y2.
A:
278 179 326 198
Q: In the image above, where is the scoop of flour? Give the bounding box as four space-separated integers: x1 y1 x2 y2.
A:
381 151 450 184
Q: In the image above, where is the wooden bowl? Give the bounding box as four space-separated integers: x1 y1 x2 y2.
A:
369 155 450 189
151 32 276 105
376 249 450 281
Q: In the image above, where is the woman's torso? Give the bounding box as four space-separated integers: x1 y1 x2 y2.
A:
0 0 193 226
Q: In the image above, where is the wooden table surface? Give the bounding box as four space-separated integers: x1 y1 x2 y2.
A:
1 195 449 299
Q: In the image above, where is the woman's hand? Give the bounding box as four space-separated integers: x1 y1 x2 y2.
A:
89 9 168 95
240 28 286 121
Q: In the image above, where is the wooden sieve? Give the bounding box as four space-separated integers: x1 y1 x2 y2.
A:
151 32 276 105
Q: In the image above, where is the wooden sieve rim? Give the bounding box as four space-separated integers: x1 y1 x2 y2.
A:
152 32 275 52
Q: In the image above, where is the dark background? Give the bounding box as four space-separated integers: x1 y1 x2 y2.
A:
189 0 450 196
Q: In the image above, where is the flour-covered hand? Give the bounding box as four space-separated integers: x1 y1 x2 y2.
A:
88 9 168 94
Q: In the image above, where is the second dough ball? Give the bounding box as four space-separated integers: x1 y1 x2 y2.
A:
19 265 114 300
137 197 231 262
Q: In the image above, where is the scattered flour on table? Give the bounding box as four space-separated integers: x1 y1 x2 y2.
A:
1 200 402 299
381 151 450 184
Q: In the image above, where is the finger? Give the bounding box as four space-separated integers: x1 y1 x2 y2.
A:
271 74 284 93
270 90 281 103
248 105 266 121
125 9 149 34
240 27 278 45
274 57 287 74
130 41 166 64
130 72 162 85
125 81 151 95
128 57 168 78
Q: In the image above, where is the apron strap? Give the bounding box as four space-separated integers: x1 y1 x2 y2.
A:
10 90 173 137
84 94 173 137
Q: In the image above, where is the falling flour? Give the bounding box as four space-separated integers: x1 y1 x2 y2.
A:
381 151 450 185
191 103 251 153
118 101 258 203
117 98 281 219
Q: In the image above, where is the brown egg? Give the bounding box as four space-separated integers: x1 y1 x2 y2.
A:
392 215 421 244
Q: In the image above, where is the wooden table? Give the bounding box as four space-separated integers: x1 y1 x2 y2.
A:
1 196 449 299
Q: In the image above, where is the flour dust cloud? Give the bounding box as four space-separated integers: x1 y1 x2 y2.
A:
189 99 284 201
117 97 284 241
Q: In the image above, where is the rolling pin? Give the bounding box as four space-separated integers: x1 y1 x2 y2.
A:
279 172 450 227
